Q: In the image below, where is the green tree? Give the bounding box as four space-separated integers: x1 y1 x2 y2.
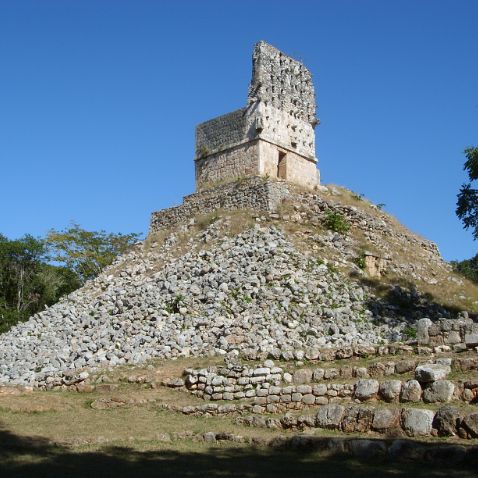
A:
452 253 478 284
456 147 478 239
0 234 80 332
46 224 141 284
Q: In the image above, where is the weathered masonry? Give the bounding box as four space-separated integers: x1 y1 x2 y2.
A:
195 41 320 190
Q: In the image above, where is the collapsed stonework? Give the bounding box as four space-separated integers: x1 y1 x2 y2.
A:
195 41 319 190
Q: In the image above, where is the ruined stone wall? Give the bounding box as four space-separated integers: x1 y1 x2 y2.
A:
194 42 319 191
195 141 260 189
248 41 317 125
417 317 478 350
195 108 252 158
149 177 289 234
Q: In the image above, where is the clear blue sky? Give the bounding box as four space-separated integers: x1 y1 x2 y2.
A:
1 1 477 261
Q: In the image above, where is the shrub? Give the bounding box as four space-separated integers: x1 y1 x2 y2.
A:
165 294 184 314
403 325 417 339
354 254 366 270
323 212 350 234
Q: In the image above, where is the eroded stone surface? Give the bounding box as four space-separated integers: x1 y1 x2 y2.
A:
401 408 435 437
433 406 462 436
423 380 455 403
415 364 451 383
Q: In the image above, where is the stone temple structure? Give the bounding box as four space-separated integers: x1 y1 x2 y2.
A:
150 42 320 233
195 41 320 190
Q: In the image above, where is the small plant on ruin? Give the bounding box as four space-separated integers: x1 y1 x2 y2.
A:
323 211 350 234
326 262 339 273
403 325 417 339
165 294 184 314
197 145 209 158
354 253 366 270
351 192 364 201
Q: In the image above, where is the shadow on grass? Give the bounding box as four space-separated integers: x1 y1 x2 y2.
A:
0 426 477 478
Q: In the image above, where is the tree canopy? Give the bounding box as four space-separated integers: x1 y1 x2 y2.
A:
0 225 141 333
0 234 80 332
46 224 141 284
456 147 478 239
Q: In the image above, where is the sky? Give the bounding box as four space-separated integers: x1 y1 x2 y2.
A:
0 1 477 261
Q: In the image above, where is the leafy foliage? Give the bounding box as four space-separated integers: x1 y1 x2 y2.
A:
354 254 366 270
0 234 80 333
456 147 478 239
0 225 141 333
452 253 478 284
323 212 350 234
46 224 141 284
403 325 417 339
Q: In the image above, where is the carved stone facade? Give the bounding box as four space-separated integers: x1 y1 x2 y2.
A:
195 41 319 190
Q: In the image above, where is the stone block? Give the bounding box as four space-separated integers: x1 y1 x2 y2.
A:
312 384 327 396
461 412 478 438
372 408 401 432
354 379 379 401
417 318 432 345
293 369 313 384
324 368 338 380
415 364 450 383
302 394 316 405
256 388 269 397
465 334 478 347
400 380 422 402
423 380 455 403
296 384 312 394
341 406 373 433
315 404 345 430
312 368 324 381
401 408 434 437
433 406 462 436
444 331 461 345
253 367 270 376
379 380 402 402
354 367 369 378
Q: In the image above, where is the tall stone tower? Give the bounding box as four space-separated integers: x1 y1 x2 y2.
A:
195 41 319 190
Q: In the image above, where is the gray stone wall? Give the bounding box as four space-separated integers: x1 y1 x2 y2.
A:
248 41 317 125
149 177 289 234
195 107 251 158
417 317 478 350
195 141 260 189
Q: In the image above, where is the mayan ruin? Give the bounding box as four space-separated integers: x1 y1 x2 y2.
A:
195 41 320 191
1 4 478 473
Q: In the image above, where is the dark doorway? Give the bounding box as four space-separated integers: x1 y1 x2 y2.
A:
277 151 287 179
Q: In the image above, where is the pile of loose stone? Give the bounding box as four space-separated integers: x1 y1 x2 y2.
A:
0 219 471 387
